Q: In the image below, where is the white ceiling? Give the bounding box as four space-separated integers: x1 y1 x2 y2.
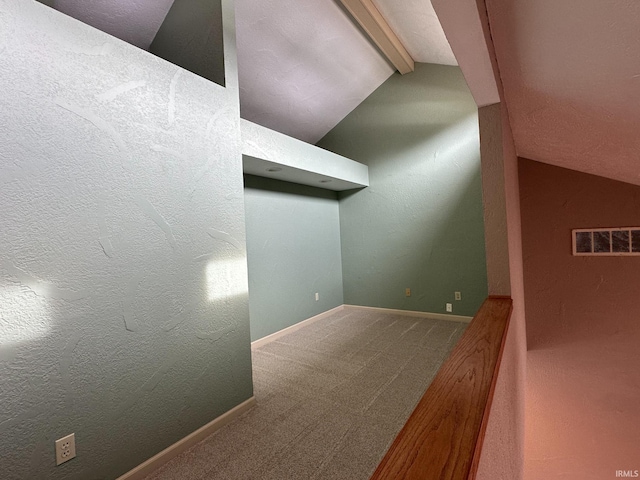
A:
36 0 640 191
235 0 456 143
44 0 458 145
234 0 395 144
486 0 640 186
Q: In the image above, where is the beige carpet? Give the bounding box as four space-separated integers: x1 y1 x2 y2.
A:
144 307 465 479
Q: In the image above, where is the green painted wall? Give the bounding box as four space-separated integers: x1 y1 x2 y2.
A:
0 2 251 479
244 175 344 341
318 63 488 317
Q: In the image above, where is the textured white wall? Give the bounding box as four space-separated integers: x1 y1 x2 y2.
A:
0 1 252 479
241 119 369 190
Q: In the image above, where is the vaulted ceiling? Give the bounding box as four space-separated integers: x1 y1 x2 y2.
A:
234 0 394 144
234 0 455 143
37 0 640 185
41 0 456 144
484 0 640 186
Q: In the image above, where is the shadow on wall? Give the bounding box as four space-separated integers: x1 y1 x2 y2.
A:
319 72 480 161
317 63 488 317
0 241 251 479
331 111 488 316
243 175 344 342
0 2 250 479
520 158 640 350
36 0 226 87
520 159 640 480
421 151 487 316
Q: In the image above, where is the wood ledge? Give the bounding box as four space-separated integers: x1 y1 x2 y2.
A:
370 296 513 480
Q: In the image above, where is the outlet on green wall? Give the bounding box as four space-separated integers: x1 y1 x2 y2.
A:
318 63 488 317
244 176 344 341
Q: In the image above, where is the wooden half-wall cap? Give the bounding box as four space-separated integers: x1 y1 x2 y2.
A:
370 296 513 479
338 0 415 74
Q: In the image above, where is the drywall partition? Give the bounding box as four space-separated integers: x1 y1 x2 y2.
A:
244 176 344 341
241 119 369 191
478 104 511 295
0 1 252 479
432 0 527 477
318 63 488 317
520 159 640 479
475 103 526 480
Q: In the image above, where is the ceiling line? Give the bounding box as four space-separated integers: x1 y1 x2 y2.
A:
338 0 415 74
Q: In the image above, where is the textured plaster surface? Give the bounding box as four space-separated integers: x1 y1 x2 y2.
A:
241 119 369 191
234 0 394 143
244 176 344 341
520 159 640 479
431 0 500 107
478 104 511 295
372 0 456 66
319 63 488 317
437 3 526 476
486 0 640 186
0 1 253 479
475 101 526 480
48 0 174 50
149 0 225 87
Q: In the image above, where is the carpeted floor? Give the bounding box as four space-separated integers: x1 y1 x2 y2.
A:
144 307 466 480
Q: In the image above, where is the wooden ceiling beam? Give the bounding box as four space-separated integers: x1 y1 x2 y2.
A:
338 0 415 74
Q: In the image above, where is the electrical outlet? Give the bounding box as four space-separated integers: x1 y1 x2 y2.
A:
455 291 461 301
315 292 319 301
55 433 76 466
446 303 453 313
405 288 411 297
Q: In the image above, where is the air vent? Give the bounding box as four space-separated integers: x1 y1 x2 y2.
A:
572 228 640 256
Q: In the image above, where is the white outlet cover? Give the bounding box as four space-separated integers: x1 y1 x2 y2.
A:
446 303 453 312
55 433 76 466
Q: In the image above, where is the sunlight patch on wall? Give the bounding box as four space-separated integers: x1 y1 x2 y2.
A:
0 284 51 351
426 114 479 178
415 113 481 218
206 258 249 302
397 113 482 237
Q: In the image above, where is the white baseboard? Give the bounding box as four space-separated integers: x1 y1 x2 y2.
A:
251 305 345 349
116 396 256 480
116 304 468 479
251 303 471 352
343 304 473 323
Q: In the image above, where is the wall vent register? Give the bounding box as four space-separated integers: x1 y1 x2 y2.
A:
573 228 640 256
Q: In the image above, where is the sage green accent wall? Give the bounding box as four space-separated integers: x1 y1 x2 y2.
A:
244 175 344 341
318 63 488 316
0 2 250 479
